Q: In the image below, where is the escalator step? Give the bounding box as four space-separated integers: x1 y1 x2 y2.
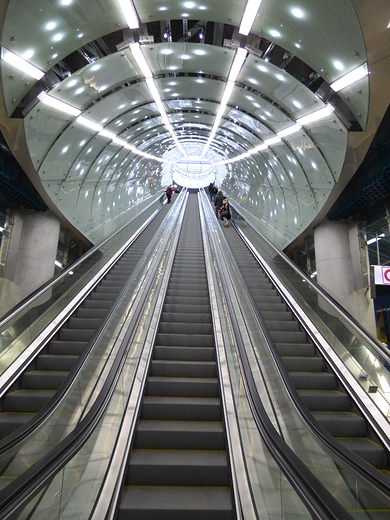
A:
4 389 56 412
156 333 213 347
126 449 229 486
161 312 212 324
35 354 78 371
282 356 324 372
159 323 213 335
146 376 219 397
22 370 68 390
134 420 225 450
48 341 87 356
141 396 222 421
150 360 217 378
154 346 215 362
337 438 386 468
298 389 350 411
120 486 233 520
312 411 367 437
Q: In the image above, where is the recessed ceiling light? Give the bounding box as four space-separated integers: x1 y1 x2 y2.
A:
182 13 189 17
194 49 205 55
293 100 302 108
270 30 281 37
295 43 301 48
292 8 304 18
46 22 56 30
181 54 190 60
334 61 344 70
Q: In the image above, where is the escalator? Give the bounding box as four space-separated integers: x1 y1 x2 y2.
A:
119 193 234 519
223 223 389 476
0 201 172 442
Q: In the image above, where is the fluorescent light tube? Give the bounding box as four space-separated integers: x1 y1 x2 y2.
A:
117 0 139 29
254 143 268 152
2 49 45 80
264 136 281 146
277 123 302 138
76 115 103 132
99 129 117 140
146 77 162 102
297 105 335 126
220 81 235 107
38 91 81 116
228 47 247 82
130 43 152 79
239 0 263 36
330 63 368 92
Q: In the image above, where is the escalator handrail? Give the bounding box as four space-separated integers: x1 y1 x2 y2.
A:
0 193 166 329
229 204 390 366
0 198 167 454
0 191 187 518
200 190 353 520
222 218 390 497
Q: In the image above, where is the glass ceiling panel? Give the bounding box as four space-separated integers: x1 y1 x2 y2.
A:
252 0 367 83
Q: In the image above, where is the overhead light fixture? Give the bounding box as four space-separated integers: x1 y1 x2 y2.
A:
330 63 368 92
76 115 103 132
38 91 81 116
2 48 45 80
264 136 281 146
99 129 117 140
228 47 247 82
220 81 235 107
277 123 302 138
130 42 153 79
239 0 263 36
117 0 139 29
297 105 335 126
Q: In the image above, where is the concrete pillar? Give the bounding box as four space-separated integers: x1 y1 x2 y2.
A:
0 209 60 315
314 219 376 336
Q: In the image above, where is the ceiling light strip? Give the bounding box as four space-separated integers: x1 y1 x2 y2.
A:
38 92 81 116
239 0 263 36
117 0 139 29
131 43 186 157
330 63 368 92
201 48 248 158
2 48 45 80
37 93 170 163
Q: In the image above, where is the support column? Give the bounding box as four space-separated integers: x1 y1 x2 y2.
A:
314 219 376 336
0 209 60 315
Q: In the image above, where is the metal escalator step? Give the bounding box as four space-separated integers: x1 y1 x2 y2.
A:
88 292 116 301
146 376 219 397
35 354 79 371
270 330 307 343
162 304 211 314
120 486 233 520
156 333 213 347
0 413 34 439
81 299 112 309
76 308 107 319
337 438 386 469
159 322 213 335
154 346 215 362
288 372 337 390
141 396 222 421
275 343 316 356
59 328 95 342
22 370 68 390
261 311 291 321
257 302 287 312
161 312 211 324
134 420 225 450
282 356 324 372
264 321 299 332
127 449 229 486
48 340 87 356
164 296 210 306
312 411 367 437
150 360 217 378
298 389 350 411
68 317 102 330
4 389 56 412
166 289 209 298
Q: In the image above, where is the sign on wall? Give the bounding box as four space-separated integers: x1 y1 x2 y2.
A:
374 265 390 285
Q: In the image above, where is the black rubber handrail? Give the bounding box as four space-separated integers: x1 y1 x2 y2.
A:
200 191 353 520
226 217 390 500
230 204 390 366
0 198 168 455
0 193 165 328
0 191 187 518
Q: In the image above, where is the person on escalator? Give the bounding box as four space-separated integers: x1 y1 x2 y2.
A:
165 185 173 203
214 190 223 217
220 198 231 228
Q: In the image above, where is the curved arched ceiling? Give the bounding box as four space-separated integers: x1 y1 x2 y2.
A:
0 0 369 247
